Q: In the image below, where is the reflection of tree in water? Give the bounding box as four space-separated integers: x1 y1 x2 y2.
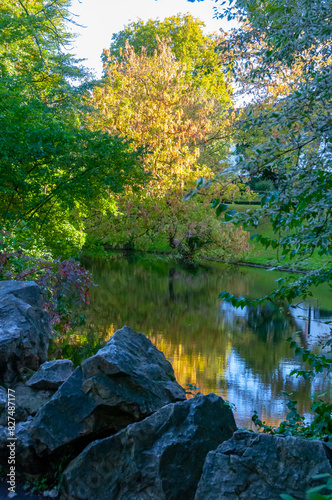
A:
168 268 177 303
247 303 293 342
218 301 300 343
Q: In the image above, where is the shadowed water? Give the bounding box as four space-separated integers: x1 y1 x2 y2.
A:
51 253 332 430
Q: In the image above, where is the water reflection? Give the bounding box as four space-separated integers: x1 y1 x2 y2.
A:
50 254 332 430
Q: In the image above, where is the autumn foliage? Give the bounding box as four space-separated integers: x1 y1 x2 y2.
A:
87 37 248 258
92 39 216 196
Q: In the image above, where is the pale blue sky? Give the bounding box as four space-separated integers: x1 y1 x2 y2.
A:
68 0 231 77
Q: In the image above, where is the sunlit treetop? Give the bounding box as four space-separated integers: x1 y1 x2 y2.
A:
104 13 231 100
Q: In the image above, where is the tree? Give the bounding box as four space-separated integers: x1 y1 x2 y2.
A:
106 14 229 97
95 39 216 195
88 37 248 257
0 0 146 256
104 14 234 169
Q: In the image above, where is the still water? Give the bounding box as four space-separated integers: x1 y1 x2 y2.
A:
52 253 332 430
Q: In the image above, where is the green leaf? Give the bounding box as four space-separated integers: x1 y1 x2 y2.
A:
216 203 229 217
307 493 332 500
307 484 332 493
224 209 236 222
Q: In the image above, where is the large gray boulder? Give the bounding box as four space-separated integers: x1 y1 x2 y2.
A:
0 281 51 383
29 326 186 456
195 430 332 500
26 359 74 391
0 280 44 307
62 393 237 500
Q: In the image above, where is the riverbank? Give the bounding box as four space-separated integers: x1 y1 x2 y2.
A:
227 204 331 271
99 203 329 272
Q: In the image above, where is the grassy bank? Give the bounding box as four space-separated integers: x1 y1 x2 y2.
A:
99 203 330 272
228 204 331 271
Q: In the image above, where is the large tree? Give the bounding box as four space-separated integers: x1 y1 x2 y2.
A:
88 37 248 257
95 39 216 195
105 14 234 169
106 14 229 97
0 0 145 256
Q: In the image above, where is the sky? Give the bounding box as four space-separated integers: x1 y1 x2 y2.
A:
67 0 232 78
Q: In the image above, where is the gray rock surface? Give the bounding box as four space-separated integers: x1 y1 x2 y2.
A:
0 281 50 383
62 393 237 500
0 418 39 473
0 386 6 415
0 383 53 425
195 430 332 500
0 280 44 307
26 359 74 390
29 326 186 456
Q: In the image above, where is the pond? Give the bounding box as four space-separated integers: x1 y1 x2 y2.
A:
51 253 332 430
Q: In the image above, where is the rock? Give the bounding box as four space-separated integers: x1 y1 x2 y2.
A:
0 281 50 383
0 383 53 425
195 430 332 500
62 393 237 500
0 281 43 308
29 326 186 456
0 383 54 425
0 419 40 473
26 360 74 391
0 386 7 415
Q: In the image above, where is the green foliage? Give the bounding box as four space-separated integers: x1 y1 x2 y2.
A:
286 337 332 380
88 195 249 260
252 389 332 441
248 178 275 193
0 227 95 334
0 0 146 258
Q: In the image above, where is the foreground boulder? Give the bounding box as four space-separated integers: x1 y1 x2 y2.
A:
0 281 50 383
29 326 186 456
195 430 332 500
62 393 237 500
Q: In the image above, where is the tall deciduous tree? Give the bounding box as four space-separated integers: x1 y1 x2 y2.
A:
94 38 216 195
0 0 145 255
88 37 248 257
105 14 233 168
106 14 229 97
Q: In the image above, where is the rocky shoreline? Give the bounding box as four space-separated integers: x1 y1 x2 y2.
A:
0 281 331 499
